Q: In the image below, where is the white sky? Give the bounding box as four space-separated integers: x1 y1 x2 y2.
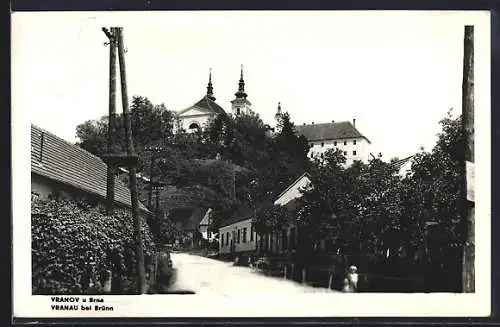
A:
12 11 490 160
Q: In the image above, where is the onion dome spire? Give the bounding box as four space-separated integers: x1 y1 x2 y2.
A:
206 68 216 101
234 64 247 99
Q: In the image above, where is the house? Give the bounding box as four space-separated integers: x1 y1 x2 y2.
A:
199 208 217 242
293 120 371 166
390 155 414 178
266 173 313 254
175 66 253 132
167 206 211 247
218 173 312 257
31 124 150 214
218 202 260 256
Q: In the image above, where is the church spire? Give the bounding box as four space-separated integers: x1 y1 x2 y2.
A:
206 68 216 101
275 102 282 121
234 64 247 99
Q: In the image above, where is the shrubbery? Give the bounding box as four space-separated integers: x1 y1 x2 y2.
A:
31 196 157 294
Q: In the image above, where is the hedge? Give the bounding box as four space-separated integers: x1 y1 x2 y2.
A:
31 195 157 294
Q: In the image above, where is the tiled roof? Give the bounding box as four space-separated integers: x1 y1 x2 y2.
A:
219 200 273 228
31 125 149 213
168 206 208 231
294 121 371 143
177 96 227 116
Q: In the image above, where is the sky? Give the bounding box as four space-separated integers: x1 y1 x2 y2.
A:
12 11 490 160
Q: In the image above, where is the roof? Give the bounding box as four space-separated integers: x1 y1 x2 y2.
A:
275 172 312 201
168 206 209 231
177 95 227 116
31 125 149 213
219 200 273 228
294 121 371 143
390 155 414 176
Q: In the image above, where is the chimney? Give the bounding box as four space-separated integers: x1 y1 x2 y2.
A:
353 119 356 127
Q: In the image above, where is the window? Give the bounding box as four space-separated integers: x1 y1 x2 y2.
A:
221 234 225 246
237 229 241 243
226 232 230 245
344 141 347 145
310 152 314 158
321 142 324 147
189 123 200 130
250 225 254 241
353 151 357 156
320 153 324 159
344 151 347 156
353 140 357 145
243 228 247 243
334 141 337 146
236 107 241 115
310 143 314 148
207 230 212 238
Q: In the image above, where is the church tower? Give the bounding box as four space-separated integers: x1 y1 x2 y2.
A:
230 65 252 116
206 68 216 101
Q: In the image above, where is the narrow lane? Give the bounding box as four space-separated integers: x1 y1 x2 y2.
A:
168 253 338 295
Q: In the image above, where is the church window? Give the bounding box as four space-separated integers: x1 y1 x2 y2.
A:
189 123 200 130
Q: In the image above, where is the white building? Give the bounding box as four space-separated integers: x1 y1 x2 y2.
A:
218 173 313 256
175 70 227 132
176 66 253 132
294 119 372 166
218 202 259 255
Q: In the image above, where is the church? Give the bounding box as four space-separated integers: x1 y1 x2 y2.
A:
175 66 372 166
175 65 252 132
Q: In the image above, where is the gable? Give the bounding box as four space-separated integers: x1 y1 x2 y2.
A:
178 107 215 118
274 174 312 206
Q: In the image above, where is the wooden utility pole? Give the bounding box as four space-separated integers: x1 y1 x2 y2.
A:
462 25 475 293
145 146 163 210
103 27 117 215
116 27 146 294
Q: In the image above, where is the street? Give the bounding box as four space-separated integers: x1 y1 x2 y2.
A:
168 253 338 295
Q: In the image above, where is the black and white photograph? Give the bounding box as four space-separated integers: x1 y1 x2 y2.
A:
12 10 491 318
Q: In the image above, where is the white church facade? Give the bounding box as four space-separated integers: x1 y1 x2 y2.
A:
176 66 252 132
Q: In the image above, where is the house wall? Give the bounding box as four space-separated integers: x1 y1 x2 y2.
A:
31 173 151 217
31 174 54 199
307 137 371 166
219 218 257 254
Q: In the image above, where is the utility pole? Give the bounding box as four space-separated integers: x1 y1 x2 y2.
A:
462 25 475 293
145 146 163 210
103 27 117 215
116 27 146 294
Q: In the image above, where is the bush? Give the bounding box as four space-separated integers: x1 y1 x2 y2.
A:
31 196 157 294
